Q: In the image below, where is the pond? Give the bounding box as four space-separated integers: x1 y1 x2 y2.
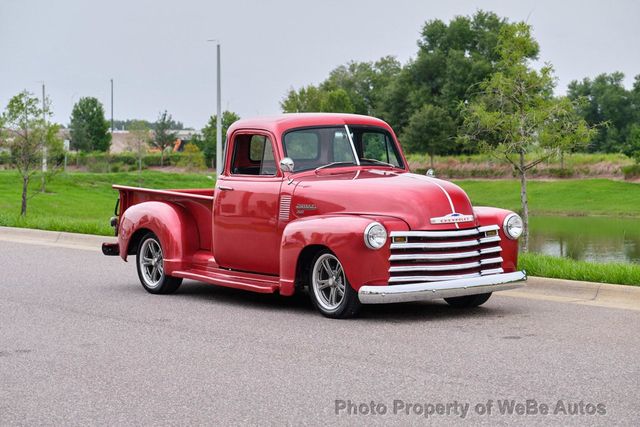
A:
528 216 640 264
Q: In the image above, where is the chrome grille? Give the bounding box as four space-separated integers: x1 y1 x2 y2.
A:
388 225 504 284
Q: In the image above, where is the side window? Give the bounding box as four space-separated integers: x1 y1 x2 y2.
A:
361 132 401 167
231 134 277 176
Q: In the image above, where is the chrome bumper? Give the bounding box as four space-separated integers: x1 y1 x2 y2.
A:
358 271 526 304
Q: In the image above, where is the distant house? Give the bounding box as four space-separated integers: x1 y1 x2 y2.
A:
64 129 200 153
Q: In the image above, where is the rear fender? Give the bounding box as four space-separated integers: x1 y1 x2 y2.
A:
279 215 409 296
118 201 200 274
474 206 519 272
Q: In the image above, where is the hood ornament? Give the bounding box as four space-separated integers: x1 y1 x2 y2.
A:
430 213 475 224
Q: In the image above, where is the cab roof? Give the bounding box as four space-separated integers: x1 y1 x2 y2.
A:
227 113 394 136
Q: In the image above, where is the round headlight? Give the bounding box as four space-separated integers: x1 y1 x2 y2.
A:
364 222 387 250
503 213 523 240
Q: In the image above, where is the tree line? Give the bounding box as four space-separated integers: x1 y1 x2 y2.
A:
280 10 640 164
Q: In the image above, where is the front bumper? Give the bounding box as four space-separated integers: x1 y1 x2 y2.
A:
358 271 526 304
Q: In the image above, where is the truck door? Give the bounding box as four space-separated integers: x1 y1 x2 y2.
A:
213 131 283 275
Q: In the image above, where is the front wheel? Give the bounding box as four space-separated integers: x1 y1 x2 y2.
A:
136 232 182 294
309 251 361 319
444 293 492 308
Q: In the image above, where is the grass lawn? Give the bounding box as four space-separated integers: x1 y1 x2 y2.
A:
0 171 214 236
456 179 640 217
1 171 639 285
520 253 640 287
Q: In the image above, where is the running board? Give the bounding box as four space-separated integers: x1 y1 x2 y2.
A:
171 268 279 294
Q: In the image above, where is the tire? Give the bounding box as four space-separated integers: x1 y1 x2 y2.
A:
136 232 182 294
444 292 492 308
309 251 361 319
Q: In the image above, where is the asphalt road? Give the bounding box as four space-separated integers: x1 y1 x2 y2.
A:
1 240 639 426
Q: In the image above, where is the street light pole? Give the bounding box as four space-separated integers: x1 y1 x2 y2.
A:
110 78 114 133
208 39 222 174
41 83 47 192
216 43 222 174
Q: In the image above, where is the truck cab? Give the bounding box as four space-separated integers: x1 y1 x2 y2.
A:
103 113 526 318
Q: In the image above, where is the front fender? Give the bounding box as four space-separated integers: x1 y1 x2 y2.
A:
118 201 200 274
279 215 409 296
474 206 519 272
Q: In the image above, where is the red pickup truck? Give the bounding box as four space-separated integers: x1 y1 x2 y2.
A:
103 113 526 318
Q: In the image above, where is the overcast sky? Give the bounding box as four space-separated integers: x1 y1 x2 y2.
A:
1 0 639 129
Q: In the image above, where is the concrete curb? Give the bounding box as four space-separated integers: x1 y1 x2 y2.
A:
0 226 639 310
503 276 640 311
0 226 115 252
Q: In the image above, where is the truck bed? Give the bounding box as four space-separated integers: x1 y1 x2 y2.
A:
114 185 214 251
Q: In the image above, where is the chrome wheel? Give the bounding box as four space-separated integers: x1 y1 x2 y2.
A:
139 237 164 289
312 253 346 312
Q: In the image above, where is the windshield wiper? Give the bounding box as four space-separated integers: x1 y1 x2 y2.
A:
314 161 356 173
360 158 395 168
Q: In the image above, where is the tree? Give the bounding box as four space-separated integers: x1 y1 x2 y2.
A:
379 11 529 153
281 86 355 113
461 22 594 251
567 73 634 153
0 90 62 216
623 124 640 163
126 120 150 173
281 57 401 117
400 104 455 168
69 97 111 152
195 111 240 168
151 110 177 166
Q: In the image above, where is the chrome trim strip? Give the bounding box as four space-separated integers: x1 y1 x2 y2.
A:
481 267 504 275
388 256 503 273
391 229 480 238
389 272 481 283
344 125 360 166
389 260 482 272
477 225 500 232
391 240 480 250
358 271 527 304
480 256 504 265
389 245 501 261
480 246 502 255
390 235 500 250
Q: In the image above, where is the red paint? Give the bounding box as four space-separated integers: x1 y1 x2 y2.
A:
107 113 521 296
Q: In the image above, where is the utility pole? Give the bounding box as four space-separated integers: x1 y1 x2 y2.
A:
110 78 114 133
41 83 47 193
216 43 222 174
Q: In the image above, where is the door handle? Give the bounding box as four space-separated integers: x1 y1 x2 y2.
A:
218 185 234 191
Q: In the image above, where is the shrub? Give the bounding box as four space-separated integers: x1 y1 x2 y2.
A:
177 143 206 171
622 164 640 179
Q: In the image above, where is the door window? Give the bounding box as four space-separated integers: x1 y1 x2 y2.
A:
231 134 277 176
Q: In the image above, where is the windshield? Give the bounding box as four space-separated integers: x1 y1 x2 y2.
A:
282 125 404 172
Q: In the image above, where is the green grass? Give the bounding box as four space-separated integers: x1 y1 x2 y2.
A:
456 179 640 217
520 253 640 287
0 171 215 236
406 152 631 167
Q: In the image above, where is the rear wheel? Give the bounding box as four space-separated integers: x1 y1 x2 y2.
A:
309 251 361 319
136 232 182 294
444 293 492 308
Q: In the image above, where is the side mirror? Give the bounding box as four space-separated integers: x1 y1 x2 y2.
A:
426 168 435 177
280 157 295 173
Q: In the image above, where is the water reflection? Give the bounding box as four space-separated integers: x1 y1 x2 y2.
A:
528 216 640 264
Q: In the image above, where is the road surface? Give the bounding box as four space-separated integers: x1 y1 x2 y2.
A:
1 240 639 425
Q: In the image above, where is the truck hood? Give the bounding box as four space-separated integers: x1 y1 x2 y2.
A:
291 169 476 230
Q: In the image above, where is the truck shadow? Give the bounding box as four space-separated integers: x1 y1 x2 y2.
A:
174 281 520 322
